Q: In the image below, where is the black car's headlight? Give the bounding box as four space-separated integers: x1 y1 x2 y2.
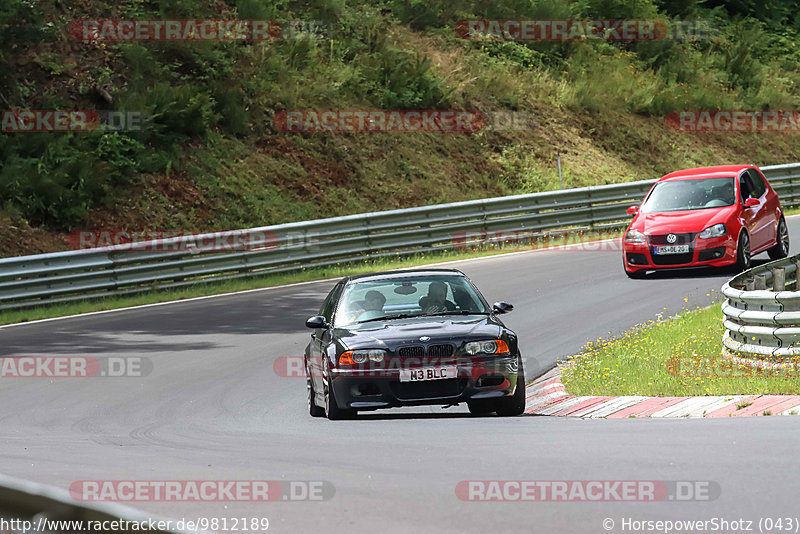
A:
698 223 726 239
464 339 510 355
339 349 386 365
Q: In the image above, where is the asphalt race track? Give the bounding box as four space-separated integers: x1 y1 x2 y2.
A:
2 219 800 533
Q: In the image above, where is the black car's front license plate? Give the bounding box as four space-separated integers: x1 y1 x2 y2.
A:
399 365 457 383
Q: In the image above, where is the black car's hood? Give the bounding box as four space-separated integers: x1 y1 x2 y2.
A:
334 315 503 351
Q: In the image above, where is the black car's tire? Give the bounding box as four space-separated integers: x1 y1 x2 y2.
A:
307 372 325 418
467 400 495 415
495 359 526 417
735 231 752 272
625 269 646 279
768 217 790 260
324 377 356 421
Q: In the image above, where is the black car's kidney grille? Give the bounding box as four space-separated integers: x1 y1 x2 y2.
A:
391 378 467 400
427 344 454 357
397 344 454 358
648 233 697 245
398 346 426 358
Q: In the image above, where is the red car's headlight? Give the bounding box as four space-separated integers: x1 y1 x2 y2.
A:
625 229 646 244
698 223 727 239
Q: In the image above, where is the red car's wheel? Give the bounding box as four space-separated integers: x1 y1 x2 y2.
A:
735 231 751 272
768 217 790 260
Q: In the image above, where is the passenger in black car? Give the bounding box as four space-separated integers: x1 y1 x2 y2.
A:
419 281 455 314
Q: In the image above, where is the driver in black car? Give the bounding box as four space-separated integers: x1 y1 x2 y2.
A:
356 290 386 321
419 281 455 314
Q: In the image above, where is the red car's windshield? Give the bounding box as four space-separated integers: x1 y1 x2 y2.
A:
641 177 736 213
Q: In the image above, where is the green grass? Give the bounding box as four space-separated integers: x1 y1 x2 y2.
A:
562 303 800 396
0 228 619 326
3 0 800 255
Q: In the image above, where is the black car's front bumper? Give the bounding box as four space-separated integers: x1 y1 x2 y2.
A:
328 355 521 410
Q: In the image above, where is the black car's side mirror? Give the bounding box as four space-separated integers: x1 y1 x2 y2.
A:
492 302 514 314
305 315 329 329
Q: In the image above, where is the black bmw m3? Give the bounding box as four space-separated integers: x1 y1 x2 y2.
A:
304 269 526 420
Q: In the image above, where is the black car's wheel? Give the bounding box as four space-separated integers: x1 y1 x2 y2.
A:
735 231 751 272
467 400 495 415
768 217 790 260
495 358 526 417
324 376 355 421
307 370 324 418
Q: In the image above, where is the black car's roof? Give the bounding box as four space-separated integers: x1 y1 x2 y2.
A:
343 268 466 284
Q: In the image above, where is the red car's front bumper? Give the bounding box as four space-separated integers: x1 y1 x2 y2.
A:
623 234 737 273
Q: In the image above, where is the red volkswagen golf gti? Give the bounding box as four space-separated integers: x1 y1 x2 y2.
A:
623 165 789 278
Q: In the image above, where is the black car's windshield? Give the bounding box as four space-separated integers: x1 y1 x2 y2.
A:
335 275 489 326
641 177 735 213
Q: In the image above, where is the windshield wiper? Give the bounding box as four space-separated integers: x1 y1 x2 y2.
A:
356 313 423 324
423 310 489 317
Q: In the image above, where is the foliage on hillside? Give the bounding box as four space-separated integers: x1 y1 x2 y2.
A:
0 0 799 255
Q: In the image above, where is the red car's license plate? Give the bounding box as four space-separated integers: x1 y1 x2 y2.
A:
654 244 689 255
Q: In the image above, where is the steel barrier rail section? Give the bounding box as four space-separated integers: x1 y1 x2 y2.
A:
0 473 194 533
1 163 799 312
722 252 800 358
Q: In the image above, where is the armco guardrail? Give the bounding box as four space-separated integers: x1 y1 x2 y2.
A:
0 473 191 533
2 163 799 312
722 253 800 358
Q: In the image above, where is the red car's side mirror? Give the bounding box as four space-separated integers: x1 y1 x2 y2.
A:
626 205 639 216
744 198 760 208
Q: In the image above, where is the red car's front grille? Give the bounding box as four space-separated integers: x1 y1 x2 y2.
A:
648 233 697 245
